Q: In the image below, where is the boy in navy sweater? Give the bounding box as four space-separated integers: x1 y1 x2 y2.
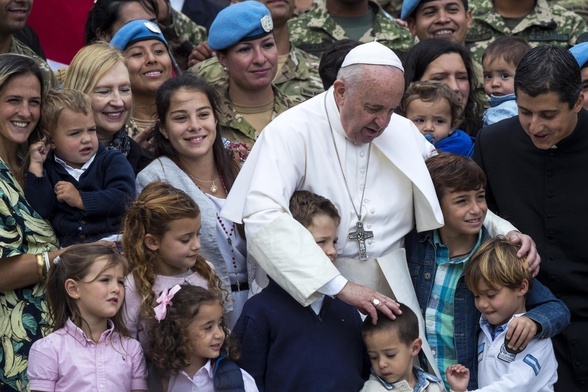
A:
25 88 135 246
232 190 369 391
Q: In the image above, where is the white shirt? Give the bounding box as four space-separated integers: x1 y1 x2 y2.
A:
167 359 258 392
476 314 557 391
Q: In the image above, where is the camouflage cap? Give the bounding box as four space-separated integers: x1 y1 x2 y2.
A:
209 1 273 51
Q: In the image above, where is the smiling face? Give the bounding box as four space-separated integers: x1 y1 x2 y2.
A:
334 66 405 144
159 89 217 162
482 56 516 97
0 73 41 152
420 53 470 110
407 0 472 44
0 0 32 35
474 280 528 326
516 90 583 149
124 39 172 96
187 302 225 370
217 34 278 92
51 108 98 169
406 97 454 143
88 61 132 141
71 257 126 324
364 330 420 385
145 216 202 276
438 187 487 242
108 1 157 40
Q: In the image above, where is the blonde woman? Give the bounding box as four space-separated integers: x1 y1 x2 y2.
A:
63 42 152 175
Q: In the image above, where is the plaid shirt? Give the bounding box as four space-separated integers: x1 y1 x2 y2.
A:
425 230 482 385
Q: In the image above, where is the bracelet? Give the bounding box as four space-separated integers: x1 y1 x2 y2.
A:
42 252 50 277
35 254 45 280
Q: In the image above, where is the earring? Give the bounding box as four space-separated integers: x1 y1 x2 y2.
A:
222 66 228 71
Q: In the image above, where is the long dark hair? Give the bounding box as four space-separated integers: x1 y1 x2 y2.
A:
403 39 483 136
153 74 240 191
85 0 158 44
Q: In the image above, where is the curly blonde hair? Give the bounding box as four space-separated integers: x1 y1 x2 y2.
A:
121 181 225 319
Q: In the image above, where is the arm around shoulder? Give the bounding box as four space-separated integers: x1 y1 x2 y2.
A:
524 279 570 339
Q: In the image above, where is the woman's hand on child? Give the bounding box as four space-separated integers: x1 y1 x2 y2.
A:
336 281 401 324
54 181 84 210
446 364 469 392
505 231 540 276
505 315 537 353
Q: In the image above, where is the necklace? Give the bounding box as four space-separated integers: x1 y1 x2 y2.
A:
324 93 373 261
176 161 219 194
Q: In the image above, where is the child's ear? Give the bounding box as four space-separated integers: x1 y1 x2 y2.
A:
143 234 160 252
518 279 530 297
65 279 80 299
411 337 422 357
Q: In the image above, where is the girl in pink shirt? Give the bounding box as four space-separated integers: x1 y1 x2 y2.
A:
146 285 258 391
121 181 225 345
27 244 147 391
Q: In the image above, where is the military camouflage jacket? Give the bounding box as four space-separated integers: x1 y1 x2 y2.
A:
553 0 588 24
10 38 57 93
159 8 207 70
218 85 294 150
467 0 588 64
288 0 414 58
189 44 324 104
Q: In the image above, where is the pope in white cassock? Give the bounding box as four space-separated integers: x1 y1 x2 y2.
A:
222 42 530 377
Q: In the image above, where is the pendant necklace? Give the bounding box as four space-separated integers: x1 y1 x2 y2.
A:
325 93 374 261
177 161 219 194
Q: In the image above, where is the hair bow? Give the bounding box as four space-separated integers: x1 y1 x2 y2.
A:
153 285 181 322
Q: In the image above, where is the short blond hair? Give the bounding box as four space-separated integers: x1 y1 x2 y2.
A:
465 236 534 295
63 42 127 94
41 89 92 138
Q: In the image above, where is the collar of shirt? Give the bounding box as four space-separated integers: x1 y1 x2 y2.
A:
370 366 441 390
480 313 525 341
63 318 115 346
54 153 96 182
433 229 483 265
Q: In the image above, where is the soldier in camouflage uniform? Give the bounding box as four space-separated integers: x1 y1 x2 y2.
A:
288 0 415 58
189 0 323 103
466 0 588 64
190 47 323 104
218 84 294 150
158 6 208 70
378 0 403 18
553 0 588 25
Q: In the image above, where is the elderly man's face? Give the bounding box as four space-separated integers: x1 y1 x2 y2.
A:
334 66 404 144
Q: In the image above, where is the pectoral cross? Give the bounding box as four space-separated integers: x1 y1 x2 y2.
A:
348 221 373 261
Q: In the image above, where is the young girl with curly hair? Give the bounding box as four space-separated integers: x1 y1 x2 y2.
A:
146 285 258 391
121 181 225 345
27 244 147 391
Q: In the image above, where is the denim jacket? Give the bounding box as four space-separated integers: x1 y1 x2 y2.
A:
405 227 570 389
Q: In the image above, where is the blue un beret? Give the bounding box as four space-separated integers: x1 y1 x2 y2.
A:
110 20 168 51
208 1 273 51
401 0 468 20
570 42 588 68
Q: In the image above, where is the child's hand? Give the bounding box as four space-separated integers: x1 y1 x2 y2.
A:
446 364 470 392
505 315 536 353
28 138 50 177
55 181 85 210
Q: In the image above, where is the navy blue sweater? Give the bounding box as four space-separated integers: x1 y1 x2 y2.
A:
231 279 369 392
25 144 135 246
